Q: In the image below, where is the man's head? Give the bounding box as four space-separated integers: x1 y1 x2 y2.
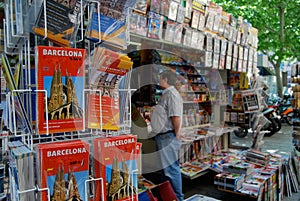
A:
158 70 177 88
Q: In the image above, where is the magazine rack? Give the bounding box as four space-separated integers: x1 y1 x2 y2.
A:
85 177 104 201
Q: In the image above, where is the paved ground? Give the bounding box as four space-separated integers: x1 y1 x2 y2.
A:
183 124 300 201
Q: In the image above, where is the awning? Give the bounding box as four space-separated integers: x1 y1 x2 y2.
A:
258 66 275 76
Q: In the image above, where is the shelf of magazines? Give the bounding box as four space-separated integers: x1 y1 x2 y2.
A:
179 126 238 180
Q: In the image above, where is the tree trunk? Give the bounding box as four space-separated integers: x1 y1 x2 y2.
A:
274 62 283 97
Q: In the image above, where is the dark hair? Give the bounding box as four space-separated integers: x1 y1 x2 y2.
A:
160 70 177 86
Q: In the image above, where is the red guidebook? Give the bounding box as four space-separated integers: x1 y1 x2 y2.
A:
36 46 85 134
93 135 139 201
37 140 90 201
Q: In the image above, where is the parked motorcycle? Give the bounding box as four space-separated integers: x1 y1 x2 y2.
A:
262 107 282 136
233 108 281 138
268 97 293 125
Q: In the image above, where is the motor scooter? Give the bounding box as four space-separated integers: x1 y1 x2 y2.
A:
262 107 282 136
233 107 281 138
268 99 293 125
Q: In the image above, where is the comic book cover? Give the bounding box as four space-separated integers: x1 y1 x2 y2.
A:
33 0 86 47
37 140 90 201
93 135 138 201
36 46 85 134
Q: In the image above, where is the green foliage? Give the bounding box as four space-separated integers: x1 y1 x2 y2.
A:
213 0 300 62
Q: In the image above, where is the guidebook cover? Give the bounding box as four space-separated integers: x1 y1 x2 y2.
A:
33 0 86 47
93 135 138 201
87 47 132 130
36 46 85 134
37 140 90 201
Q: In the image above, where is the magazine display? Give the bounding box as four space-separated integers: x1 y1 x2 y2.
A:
1 54 32 134
33 0 86 47
36 46 86 134
87 47 133 130
93 135 139 201
37 140 90 201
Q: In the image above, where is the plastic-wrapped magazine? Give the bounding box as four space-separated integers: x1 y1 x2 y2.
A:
185 194 221 201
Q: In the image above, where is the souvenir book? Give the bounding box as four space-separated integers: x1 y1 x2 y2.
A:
191 10 200 29
36 46 85 134
133 0 149 15
205 34 213 51
176 5 185 23
8 142 35 201
227 41 233 56
185 0 192 19
212 53 219 69
204 51 212 68
164 21 176 42
129 12 138 33
160 0 169 16
223 162 254 175
136 14 148 37
180 163 210 177
85 9 127 49
191 31 199 49
168 1 179 21
197 33 205 50
226 55 232 70
93 135 139 201
147 12 163 39
232 58 238 72
212 14 221 33
205 12 215 31
239 45 244 59
150 0 161 13
197 12 206 31
219 55 225 70
233 44 238 58
220 39 227 55
237 59 243 72
33 0 86 47
213 37 220 53
214 172 245 191
88 47 132 130
242 60 248 73
173 23 183 44
37 140 90 201
183 27 192 46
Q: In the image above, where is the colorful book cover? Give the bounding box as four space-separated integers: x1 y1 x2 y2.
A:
87 47 132 130
33 0 86 47
37 140 90 201
150 0 161 14
36 46 85 134
85 11 127 49
93 135 138 201
147 12 163 39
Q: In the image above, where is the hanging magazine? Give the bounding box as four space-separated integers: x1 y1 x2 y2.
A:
37 140 90 201
33 0 87 47
36 46 85 134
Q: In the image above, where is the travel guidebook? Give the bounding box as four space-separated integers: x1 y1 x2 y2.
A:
37 140 90 201
33 0 86 47
93 135 139 201
36 46 85 134
87 47 132 130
